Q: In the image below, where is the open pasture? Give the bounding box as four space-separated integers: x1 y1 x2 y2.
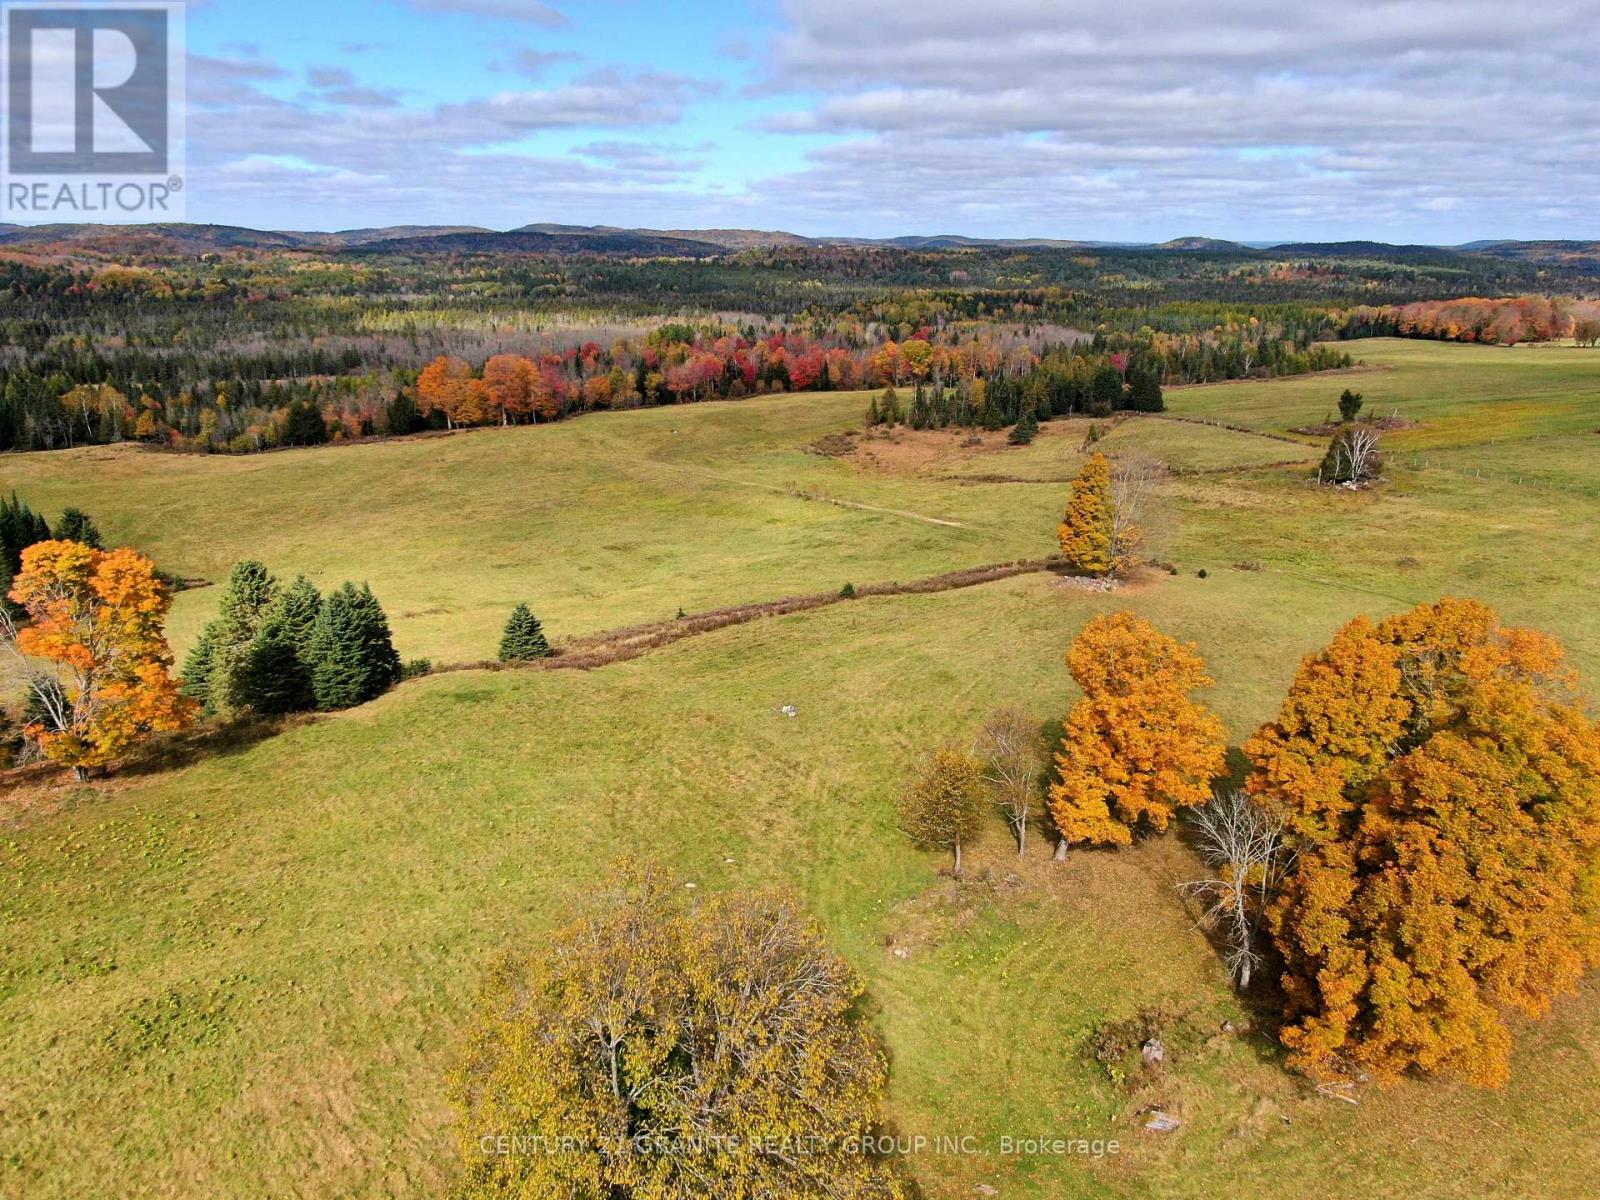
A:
3 339 1600 1198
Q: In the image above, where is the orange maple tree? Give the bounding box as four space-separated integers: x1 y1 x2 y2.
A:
1049 612 1227 848
481 354 536 425
1246 598 1600 1087
3 540 194 778
416 355 482 429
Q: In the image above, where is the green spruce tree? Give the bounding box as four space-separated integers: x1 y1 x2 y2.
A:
1009 408 1039 444
179 627 218 709
498 602 551 661
1089 363 1125 415
52 507 103 548
239 576 322 713
1337 388 1364 423
1128 366 1165 413
187 560 279 715
0 492 51 577
283 399 329 446
305 583 401 710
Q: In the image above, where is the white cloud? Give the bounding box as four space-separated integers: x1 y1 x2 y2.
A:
404 0 570 26
740 0 1600 238
180 1 1600 238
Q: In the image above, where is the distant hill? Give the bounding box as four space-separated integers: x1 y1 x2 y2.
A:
354 228 727 257
1455 240 1600 266
1264 240 1476 262
1 222 1595 264
1157 236 1251 252
0 222 309 252
863 234 1092 250
514 223 812 250
289 225 495 247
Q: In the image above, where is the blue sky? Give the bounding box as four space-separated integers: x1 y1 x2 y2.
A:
162 0 1600 240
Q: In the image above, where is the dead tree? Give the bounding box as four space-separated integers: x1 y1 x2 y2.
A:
974 706 1041 855
1109 452 1162 569
1179 791 1291 989
1319 425 1382 485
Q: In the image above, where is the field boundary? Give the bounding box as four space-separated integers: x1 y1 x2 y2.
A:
431 556 1070 677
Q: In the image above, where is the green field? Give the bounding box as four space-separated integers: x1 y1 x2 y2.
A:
3 339 1600 1198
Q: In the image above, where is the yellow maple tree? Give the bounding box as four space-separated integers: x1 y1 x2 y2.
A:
1246 598 1600 1088
4 540 194 778
1049 611 1227 849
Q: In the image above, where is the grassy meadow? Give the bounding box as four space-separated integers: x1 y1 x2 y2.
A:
3 338 1600 1198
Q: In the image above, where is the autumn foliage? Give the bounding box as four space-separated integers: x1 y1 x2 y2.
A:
898 747 985 875
451 863 903 1200
3 540 194 776
1246 598 1600 1087
1057 453 1118 576
1049 612 1227 848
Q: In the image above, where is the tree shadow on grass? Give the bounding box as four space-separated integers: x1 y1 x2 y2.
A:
115 712 308 778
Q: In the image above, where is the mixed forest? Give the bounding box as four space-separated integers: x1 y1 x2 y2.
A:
3 229 1597 454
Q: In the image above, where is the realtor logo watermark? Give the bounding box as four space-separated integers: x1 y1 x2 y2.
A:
2 1 185 218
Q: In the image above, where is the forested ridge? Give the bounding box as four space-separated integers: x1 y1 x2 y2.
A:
1 234 1594 453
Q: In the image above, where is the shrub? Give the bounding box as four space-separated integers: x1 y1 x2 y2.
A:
1088 1006 1174 1087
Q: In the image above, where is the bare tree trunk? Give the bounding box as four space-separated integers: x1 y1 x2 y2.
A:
1054 837 1068 861
953 840 963 877
1016 819 1027 857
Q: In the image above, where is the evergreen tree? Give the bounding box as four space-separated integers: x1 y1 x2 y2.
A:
305 582 401 710
498 602 551 661
52 507 103 548
239 576 322 713
0 492 51 576
879 386 901 424
1009 408 1038 444
386 391 422 436
188 560 279 714
179 627 217 709
1337 388 1364 423
1127 366 1165 412
283 399 329 446
1089 364 1125 416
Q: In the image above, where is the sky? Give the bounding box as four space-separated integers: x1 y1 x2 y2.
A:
155 0 1600 239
